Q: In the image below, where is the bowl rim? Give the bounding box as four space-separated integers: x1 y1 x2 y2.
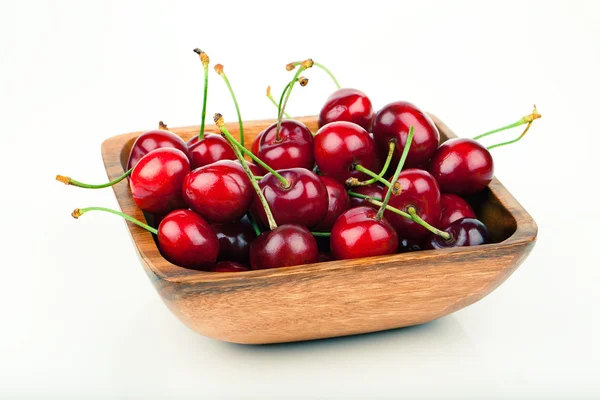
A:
101 114 538 285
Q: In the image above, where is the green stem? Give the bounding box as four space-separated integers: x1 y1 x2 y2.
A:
253 175 264 180
486 122 532 150
354 165 394 190
276 67 306 140
472 107 541 141
267 86 291 118
217 68 244 146
407 207 451 240
311 232 331 237
72 207 158 235
56 168 132 189
247 213 261 236
194 49 210 141
376 127 414 220
288 61 340 89
350 141 395 186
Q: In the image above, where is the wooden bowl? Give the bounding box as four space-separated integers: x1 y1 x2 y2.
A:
101 115 537 344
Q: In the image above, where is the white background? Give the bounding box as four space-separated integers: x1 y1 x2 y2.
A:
1 0 599 398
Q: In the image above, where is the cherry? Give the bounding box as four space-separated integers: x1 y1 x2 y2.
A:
212 216 257 263
72 207 218 270
371 101 440 168
318 88 374 131
251 129 263 157
313 176 351 231
424 217 489 249
251 168 328 228
235 160 262 178
211 261 250 272
187 134 236 170
330 206 398 260
398 238 423 253
257 120 314 171
314 121 380 183
182 160 252 223
126 122 190 171
348 184 384 210
250 224 318 270
429 138 494 196
385 169 441 240
439 194 476 228
130 148 190 215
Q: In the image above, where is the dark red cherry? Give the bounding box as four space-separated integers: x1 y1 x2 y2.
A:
183 160 252 223
249 224 318 270
313 176 351 231
251 168 328 228
371 101 440 168
424 217 489 249
257 120 314 171
211 261 250 272
130 148 190 214
385 169 441 239
398 238 423 253
318 88 374 131
331 206 398 260
158 209 219 270
187 134 236 170
348 184 384 210
429 138 494 196
251 130 264 157
235 160 262 178
127 129 190 170
211 217 257 263
314 121 379 182
439 194 476 228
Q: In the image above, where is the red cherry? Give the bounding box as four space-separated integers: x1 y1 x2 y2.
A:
314 121 379 182
257 120 314 171
372 101 440 168
183 160 253 223
249 224 318 270
251 130 263 157
348 184 384 210
130 148 190 214
423 217 489 249
429 138 494 196
313 176 351 231
211 261 250 272
318 88 374 131
158 209 219 270
211 217 257 263
330 206 398 260
251 168 328 228
127 129 190 170
187 134 236 170
439 194 476 228
385 169 441 239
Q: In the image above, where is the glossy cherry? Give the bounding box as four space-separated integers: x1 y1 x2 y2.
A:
423 217 489 249
251 168 328 228
211 261 250 272
429 138 494 196
212 216 257 263
330 206 398 260
186 134 236 170
183 160 252 223
371 101 440 168
251 130 264 156
127 127 190 171
313 176 351 231
130 148 190 214
318 88 374 131
348 184 384 210
257 120 314 171
314 121 379 183
439 194 476 228
385 168 441 239
250 224 318 270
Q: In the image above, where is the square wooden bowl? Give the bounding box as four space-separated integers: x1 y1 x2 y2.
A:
101 115 537 344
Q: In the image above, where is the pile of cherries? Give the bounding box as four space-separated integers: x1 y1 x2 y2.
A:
59 52 540 272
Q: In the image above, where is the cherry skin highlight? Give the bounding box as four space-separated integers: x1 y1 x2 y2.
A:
318 88 374 131
183 160 253 223
127 129 190 170
423 217 489 249
257 120 314 171
314 121 379 183
313 176 351 231
250 224 319 270
429 138 494 196
212 261 250 272
330 206 398 260
187 134 236 170
371 101 440 168
157 209 219 270
130 148 190 215
211 216 257 264
439 194 476 228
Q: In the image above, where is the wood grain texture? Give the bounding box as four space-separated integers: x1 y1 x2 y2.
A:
101 115 538 344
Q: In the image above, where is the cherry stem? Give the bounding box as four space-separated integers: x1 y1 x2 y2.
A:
287 60 340 89
276 59 313 140
348 141 395 187
472 105 541 141
215 64 244 147
194 48 210 140
253 175 264 180
247 213 261 236
376 126 414 220
311 232 331 237
266 86 291 118
486 120 532 150
407 206 451 240
72 207 158 235
353 165 394 191
56 168 132 189
213 113 290 188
